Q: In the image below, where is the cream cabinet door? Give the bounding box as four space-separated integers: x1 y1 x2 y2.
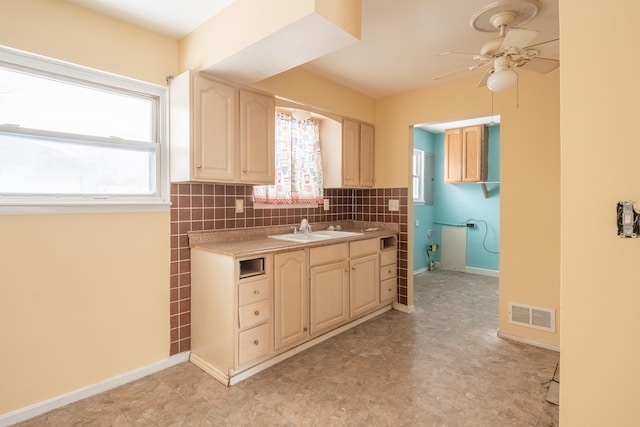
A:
239 89 275 184
194 76 236 181
310 260 349 334
274 250 308 351
359 123 375 187
349 253 379 318
342 118 360 187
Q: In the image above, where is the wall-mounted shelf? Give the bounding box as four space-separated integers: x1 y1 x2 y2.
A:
479 182 500 198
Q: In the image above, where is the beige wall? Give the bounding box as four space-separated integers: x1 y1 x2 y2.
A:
560 0 640 424
0 0 176 414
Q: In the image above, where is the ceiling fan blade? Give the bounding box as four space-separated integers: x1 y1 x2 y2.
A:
437 51 491 61
502 28 539 49
477 68 492 87
527 38 559 61
433 61 491 81
522 57 559 74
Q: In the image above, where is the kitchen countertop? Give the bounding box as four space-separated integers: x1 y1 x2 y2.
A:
188 221 399 258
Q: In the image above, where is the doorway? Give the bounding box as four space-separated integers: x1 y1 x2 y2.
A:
411 116 500 277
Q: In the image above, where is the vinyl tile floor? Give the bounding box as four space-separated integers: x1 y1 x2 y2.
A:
16 270 559 426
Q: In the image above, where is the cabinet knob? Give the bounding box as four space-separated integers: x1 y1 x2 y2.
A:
243 169 248 173
303 327 308 332
344 268 349 272
196 164 202 168
388 269 392 274
254 310 260 316
253 340 259 345
352 267 356 271
388 288 393 292
253 290 260 294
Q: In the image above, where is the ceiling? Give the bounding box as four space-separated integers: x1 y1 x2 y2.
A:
68 0 559 99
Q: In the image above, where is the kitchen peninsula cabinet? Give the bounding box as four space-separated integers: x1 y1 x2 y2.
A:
169 70 275 184
189 229 397 386
444 125 487 183
274 250 308 351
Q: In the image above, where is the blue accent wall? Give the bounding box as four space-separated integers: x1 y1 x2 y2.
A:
413 125 500 273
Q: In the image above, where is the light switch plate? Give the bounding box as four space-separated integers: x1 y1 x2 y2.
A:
388 199 399 211
235 199 244 213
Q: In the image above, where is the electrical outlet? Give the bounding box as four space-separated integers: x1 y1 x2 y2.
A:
415 220 420 227
235 199 244 213
323 199 330 211
388 199 399 211
427 229 434 239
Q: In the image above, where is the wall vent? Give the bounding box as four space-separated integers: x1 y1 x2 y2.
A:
508 302 555 333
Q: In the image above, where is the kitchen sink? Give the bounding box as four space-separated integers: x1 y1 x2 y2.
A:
268 230 363 243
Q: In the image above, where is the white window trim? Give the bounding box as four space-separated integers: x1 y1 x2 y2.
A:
413 148 425 204
0 45 169 214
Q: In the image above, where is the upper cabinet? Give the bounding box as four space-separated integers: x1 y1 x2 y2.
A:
444 125 488 183
343 119 375 187
170 70 275 184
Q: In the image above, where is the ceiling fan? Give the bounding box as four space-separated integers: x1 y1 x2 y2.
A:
435 0 559 92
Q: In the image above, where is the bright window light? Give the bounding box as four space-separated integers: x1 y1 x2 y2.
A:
0 46 167 209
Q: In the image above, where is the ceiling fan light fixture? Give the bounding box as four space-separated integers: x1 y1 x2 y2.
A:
487 68 517 91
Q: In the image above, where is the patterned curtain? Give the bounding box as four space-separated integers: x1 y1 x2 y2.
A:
253 112 324 204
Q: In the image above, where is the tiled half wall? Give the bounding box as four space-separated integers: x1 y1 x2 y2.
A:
170 184 408 355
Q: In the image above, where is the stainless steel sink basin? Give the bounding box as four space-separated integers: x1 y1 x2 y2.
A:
268 230 363 243
313 230 363 238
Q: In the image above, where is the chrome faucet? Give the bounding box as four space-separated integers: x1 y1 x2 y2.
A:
299 218 312 234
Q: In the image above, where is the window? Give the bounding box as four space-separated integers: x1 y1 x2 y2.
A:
0 46 167 211
253 112 324 207
413 149 425 203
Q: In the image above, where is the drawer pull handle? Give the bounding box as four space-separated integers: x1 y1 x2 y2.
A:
254 310 260 316
253 290 260 294
253 340 259 345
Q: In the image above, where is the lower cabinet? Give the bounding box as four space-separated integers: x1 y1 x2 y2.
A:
274 250 308 351
190 233 397 386
380 247 398 304
309 243 350 335
349 239 380 318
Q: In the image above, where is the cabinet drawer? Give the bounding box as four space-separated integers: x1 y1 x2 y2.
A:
380 262 397 281
310 242 348 266
380 249 397 266
350 238 379 258
381 277 397 303
238 279 270 306
238 323 270 366
238 300 270 330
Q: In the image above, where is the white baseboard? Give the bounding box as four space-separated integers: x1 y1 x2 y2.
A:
392 302 415 313
497 329 560 352
465 266 500 277
413 267 427 275
0 352 190 427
